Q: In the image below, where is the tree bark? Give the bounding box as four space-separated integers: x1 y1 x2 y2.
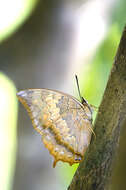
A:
68 26 126 190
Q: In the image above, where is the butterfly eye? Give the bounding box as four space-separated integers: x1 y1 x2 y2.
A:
74 156 82 161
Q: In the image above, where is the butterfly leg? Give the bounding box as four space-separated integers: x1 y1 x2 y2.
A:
90 104 99 111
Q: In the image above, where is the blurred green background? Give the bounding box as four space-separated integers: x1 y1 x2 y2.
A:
0 0 126 190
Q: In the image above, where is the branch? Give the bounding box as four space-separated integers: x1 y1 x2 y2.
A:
68 26 126 190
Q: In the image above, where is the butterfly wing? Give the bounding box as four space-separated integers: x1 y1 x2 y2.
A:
17 89 93 167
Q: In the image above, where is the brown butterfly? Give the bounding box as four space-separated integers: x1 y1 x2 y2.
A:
17 75 94 167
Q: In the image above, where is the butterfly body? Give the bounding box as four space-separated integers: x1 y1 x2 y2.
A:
17 88 93 167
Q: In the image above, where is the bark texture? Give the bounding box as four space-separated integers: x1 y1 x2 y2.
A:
68 26 126 190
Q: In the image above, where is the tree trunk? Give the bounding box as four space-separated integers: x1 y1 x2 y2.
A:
68 25 126 190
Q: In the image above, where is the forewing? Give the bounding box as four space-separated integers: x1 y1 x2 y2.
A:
17 89 92 166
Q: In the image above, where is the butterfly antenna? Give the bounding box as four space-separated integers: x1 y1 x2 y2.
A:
75 75 83 102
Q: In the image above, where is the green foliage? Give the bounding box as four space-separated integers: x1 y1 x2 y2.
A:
58 163 79 189
0 0 39 42
0 72 18 190
81 24 120 106
111 0 126 32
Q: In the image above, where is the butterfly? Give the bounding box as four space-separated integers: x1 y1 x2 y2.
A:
17 75 94 167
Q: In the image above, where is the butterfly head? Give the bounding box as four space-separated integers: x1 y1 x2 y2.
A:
81 96 88 105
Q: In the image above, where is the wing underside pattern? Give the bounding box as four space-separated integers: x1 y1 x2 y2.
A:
17 89 92 167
